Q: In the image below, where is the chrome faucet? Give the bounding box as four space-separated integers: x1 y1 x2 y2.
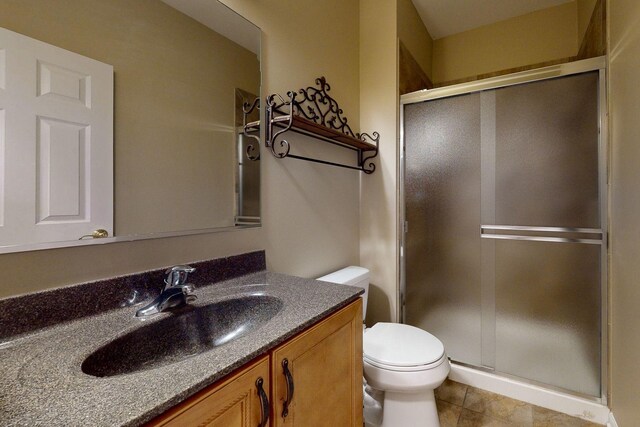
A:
135 265 197 317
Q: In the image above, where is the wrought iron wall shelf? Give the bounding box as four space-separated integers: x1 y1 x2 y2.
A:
260 77 379 174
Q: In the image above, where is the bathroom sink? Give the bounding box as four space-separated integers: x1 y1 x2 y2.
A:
81 294 283 377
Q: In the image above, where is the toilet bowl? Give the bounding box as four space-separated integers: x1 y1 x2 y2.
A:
363 322 450 427
318 267 450 427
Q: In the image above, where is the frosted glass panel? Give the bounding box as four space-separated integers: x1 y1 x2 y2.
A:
494 72 600 228
403 71 603 398
404 93 482 365
494 240 601 396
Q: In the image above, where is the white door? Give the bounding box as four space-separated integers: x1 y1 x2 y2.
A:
0 27 113 248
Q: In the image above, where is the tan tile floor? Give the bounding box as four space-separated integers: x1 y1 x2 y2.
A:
435 380 603 427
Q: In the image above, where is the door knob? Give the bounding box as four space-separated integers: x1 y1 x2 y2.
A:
79 229 109 240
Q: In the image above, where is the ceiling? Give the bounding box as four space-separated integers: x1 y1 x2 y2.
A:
162 0 260 54
411 0 573 39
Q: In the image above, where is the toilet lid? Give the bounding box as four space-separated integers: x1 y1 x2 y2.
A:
363 323 445 368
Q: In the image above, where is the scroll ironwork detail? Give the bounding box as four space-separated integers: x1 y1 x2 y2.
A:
265 76 379 174
242 97 261 161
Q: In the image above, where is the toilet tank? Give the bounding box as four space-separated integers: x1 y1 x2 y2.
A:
317 266 369 321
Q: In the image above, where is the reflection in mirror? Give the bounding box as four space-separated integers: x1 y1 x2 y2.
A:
236 89 260 225
0 0 261 253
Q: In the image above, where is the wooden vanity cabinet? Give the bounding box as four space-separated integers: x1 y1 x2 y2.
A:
270 299 363 427
147 356 270 427
146 299 362 427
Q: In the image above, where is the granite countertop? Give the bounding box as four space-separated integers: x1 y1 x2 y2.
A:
0 270 363 426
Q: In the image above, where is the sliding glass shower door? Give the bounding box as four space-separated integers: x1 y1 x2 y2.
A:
402 70 604 398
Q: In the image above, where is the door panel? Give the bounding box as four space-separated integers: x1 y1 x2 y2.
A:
0 26 113 247
494 73 600 228
490 72 601 395
404 93 483 366
494 240 601 396
36 117 88 222
37 60 91 107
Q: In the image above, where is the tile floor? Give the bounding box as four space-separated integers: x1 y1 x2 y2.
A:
435 380 602 427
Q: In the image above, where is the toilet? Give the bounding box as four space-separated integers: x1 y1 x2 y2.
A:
318 266 450 427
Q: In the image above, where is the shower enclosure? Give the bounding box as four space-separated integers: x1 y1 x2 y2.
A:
400 58 607 401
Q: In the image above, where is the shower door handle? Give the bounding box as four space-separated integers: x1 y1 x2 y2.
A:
480 225 603 245
481 225 601 233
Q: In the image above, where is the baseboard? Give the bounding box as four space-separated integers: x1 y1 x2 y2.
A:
449 363 610 425
607 412 619 427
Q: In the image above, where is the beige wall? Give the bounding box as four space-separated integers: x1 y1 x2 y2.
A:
432 2 579 83
578 0 598 42
608 0 640 422
360 0 399 324
0 0 259 235
397 0 433 80
0 0 361 298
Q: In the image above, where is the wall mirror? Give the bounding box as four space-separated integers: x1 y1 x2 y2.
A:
0 0 261 254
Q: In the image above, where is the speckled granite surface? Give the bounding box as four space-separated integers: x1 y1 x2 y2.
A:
0 251 266 341
0 264 363 426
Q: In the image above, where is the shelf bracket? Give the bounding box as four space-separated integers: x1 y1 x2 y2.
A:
242 97 261 161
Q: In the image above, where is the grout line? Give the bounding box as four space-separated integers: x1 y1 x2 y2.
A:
461 383 470 410
457 384 469 425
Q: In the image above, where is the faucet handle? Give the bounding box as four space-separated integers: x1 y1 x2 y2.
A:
164 265 196 288
182 283 197 303
182 283 196 295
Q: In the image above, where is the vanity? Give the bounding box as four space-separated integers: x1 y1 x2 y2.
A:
148 299 362 427
0 252 364 426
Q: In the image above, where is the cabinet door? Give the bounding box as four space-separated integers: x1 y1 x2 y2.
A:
271 299 363 427
147 356 270 427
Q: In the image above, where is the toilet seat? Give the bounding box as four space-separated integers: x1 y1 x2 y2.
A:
364 353 447 372
363 353 450 393
363 323 445 371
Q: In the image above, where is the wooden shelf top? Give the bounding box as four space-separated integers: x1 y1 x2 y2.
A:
273 115 376 151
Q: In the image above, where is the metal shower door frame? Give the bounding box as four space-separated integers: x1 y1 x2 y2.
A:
398 56 609 403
